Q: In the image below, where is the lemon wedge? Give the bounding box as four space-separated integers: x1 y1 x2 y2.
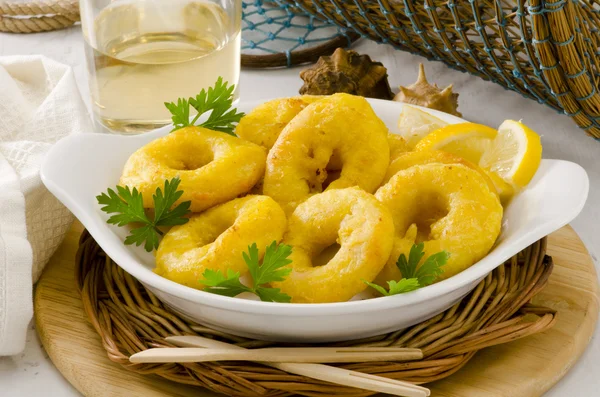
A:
397 105 448 148
479 120 542 188
484 169 516 205
414 122 497 163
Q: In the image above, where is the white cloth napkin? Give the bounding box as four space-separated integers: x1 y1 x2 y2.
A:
0 55 92 355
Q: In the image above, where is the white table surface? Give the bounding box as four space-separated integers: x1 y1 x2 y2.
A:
0 26 598 397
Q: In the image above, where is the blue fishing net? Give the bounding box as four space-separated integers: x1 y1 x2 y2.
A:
241 0 353 67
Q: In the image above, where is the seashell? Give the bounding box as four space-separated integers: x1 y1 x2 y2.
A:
394 64 461 117
299 48 394 100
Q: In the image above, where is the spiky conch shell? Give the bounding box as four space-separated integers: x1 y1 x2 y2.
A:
299 48 394 100
394 64 461 117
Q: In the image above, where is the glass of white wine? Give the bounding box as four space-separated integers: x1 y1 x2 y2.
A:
80 0 241 133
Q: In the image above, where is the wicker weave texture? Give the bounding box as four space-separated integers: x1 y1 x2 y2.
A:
283 0 600 139
75 231 556 397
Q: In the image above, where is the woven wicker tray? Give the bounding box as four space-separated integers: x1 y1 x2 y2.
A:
74 232 554 396
33 222 600 396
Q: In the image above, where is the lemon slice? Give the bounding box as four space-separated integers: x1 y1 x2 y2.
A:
479 120 542 188
397 105 448 148
414 122 497 163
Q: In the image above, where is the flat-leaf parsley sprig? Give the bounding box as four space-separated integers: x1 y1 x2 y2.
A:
364 243 449 296
397 243 449 286
200 241 293 303
96 177 191 252
164 77 245 135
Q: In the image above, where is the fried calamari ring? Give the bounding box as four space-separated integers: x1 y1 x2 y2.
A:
237 96 404 155
155 195 287 289
263 93 390 213
271 187 394 303
120 126 266 212
240 97 401 198
322 132 409 175
236 96 322 149
382 150 497 193
375 163 502 284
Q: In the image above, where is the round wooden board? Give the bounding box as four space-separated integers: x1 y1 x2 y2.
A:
35 222 599 397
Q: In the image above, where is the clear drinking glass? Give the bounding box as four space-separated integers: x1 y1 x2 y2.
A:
80 0 241 134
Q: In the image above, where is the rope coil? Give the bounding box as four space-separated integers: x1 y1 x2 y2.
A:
0 0 78 33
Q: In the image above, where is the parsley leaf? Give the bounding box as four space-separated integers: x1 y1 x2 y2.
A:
254 287 292 303
362 280 390 296
125 223 160 253
363 278 421 296
397 242 424 280
152 178 190 227
97 177 192 252
96 185 150 227
164 77 244 135
201 269 252 297
364 244 449 297
246 241 293 285
415 250 449 286
199 241 293 303
397 243 449 286
387 278 421 294
164 97 190 131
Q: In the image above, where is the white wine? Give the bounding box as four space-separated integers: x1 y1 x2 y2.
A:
82 0 241 133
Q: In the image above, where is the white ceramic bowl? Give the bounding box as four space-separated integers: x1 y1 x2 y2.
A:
41 99 589 343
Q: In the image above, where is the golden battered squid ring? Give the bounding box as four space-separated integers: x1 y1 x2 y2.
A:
155 195 287 289
237 96 407 158
271 187 394 303
375 163 502 284
263 93 390 214
236 96 322 149
120 126 266 212
382 150 497 193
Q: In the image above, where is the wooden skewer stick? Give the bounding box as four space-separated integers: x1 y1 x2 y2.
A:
130 346 423 364
158 335 430 397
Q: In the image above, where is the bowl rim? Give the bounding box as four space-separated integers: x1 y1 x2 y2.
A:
41 98 590 316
